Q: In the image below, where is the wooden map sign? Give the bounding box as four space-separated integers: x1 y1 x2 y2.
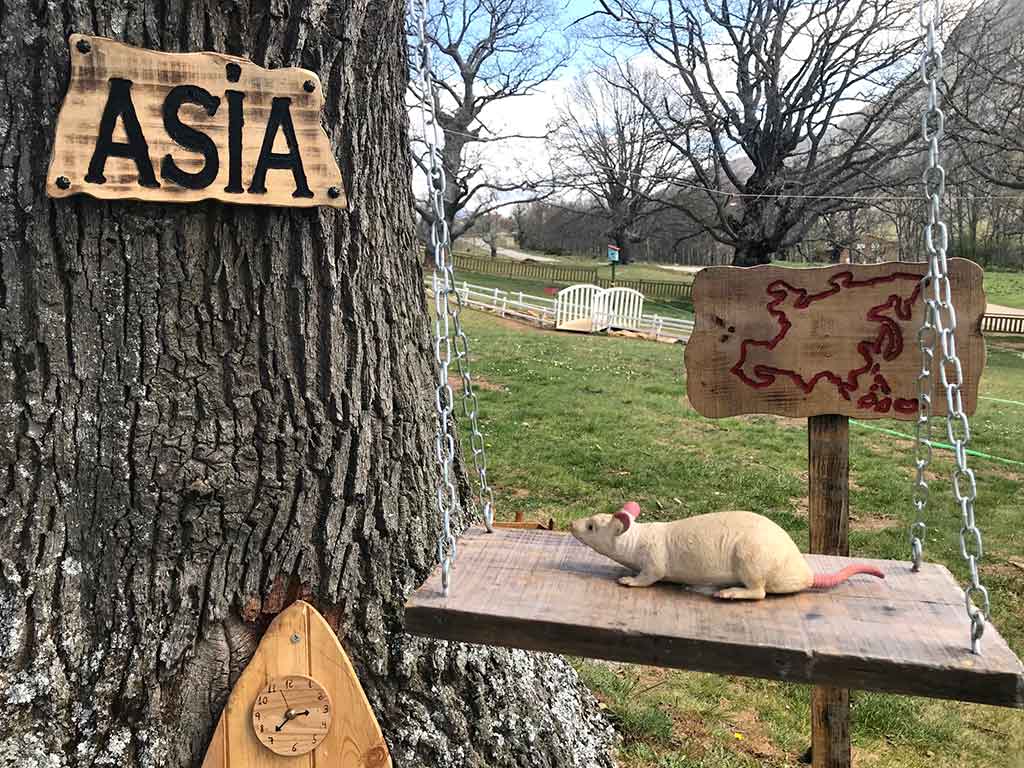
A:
685 259 986 420
46 34 346 209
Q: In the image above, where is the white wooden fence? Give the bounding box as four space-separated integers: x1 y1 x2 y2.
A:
592 287 645 331
555 284 604 332
428 277 693 342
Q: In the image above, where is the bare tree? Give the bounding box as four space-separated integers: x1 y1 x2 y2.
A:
551 66 686 263
946 0 1024 191
597 0 924 265
411 0 571 264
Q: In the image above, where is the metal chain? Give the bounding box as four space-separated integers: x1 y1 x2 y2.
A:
910 295 934 572
412 0 495 595
916 0 989 653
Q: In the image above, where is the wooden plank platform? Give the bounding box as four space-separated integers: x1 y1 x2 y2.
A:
405 529 1024 708
556 318 594 333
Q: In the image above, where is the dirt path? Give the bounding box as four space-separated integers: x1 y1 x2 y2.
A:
659 264 705 275
463 237 560 263
987 303 1024 316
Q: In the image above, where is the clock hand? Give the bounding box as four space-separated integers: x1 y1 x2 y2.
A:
275 706 313 731
275 708 300 732
273 689 296 731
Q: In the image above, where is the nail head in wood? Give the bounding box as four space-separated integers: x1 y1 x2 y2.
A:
76 39 91 53
56 176 71 190
290 632 301 644
328 186 341 199
303 80 316 93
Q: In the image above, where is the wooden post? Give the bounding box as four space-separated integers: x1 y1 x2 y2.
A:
808 414 851 768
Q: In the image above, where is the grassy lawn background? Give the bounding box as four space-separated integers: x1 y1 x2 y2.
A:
448 304 1024 768
985 272 1024 310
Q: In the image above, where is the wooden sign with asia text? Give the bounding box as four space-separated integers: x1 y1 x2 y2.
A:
46 34 346 209
684 260 986 420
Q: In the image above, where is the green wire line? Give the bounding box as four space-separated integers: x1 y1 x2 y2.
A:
849 419 1024 467
979 395 1024 407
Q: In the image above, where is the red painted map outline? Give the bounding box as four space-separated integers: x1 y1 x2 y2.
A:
729 271 923 414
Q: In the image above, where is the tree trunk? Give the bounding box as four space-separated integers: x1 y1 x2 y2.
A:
0 4 615 768
423 235 437 270
732 240 774 266
609 231 632 265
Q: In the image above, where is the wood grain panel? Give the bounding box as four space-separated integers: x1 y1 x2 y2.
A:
200 601 391 768
47 34 346 209
307 606 392 768
406 529 1024 708
684 260 985 419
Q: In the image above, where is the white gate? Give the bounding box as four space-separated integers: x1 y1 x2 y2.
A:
593 287 645 331
555 284 647 333
555 284 603 332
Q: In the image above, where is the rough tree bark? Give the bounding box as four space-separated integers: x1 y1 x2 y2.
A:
0 2 615 767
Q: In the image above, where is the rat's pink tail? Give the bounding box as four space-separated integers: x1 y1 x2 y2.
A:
812 564 885 589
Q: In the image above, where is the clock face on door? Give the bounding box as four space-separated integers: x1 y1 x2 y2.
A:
251 674 333 756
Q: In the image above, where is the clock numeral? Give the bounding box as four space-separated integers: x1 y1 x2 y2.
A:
312 736 318 744
268 683 276 693
259 724 264 733
268 736 274 745
286 678 294 689
254 712 261 721
317 692 324 700
309 679 314 689
321 721 327 729
258 696 269 705
291 743 298 752
322 704 329 714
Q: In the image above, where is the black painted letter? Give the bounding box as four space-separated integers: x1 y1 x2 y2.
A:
248 97 313 198
161 85 221 190
85 78 159 188
224 90 246 194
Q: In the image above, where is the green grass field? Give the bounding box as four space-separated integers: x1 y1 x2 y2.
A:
985 272 1024 310
450 307 1024 768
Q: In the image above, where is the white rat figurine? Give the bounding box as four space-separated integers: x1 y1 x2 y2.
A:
570 501 884 599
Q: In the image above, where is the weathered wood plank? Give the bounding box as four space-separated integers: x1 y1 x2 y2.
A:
684 260 986 420
812 688 849 768
47 34 346 209
405 529 1024 708
808 414 851 768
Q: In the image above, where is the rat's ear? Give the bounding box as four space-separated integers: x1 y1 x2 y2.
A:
613 510 633 534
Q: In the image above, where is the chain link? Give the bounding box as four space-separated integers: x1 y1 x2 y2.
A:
412 0 495 595
914 0 989 653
